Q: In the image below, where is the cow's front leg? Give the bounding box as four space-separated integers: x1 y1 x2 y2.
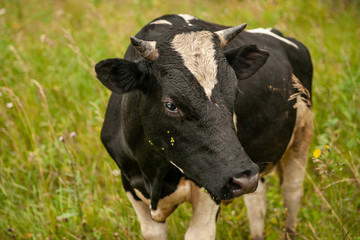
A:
243 178 267 240
126 192 168 240
184 183 220 240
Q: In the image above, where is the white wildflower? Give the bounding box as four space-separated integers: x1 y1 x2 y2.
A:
40 34 46 43
111 169 121 177
0 9 6 16
6 102 13 108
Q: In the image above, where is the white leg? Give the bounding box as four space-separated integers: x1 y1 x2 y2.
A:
243 178 266 240
278 147 309 239
184 183 220 240
126 192 168 240
278 104 313 239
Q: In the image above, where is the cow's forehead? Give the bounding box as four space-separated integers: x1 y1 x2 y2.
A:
171 31 218 99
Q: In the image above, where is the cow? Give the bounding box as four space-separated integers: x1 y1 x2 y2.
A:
95 14 313 240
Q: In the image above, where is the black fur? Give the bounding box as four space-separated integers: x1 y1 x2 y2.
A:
95 14 313 209
224 44 269 80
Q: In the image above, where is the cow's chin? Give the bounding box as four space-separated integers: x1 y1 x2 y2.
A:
208 190 234 202
206 181 259 202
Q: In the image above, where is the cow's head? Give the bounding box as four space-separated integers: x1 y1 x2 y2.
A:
95 23 269 201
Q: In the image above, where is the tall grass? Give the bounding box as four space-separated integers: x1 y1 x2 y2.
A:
0 0 359 239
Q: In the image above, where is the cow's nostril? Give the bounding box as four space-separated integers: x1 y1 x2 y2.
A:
229 172 259 198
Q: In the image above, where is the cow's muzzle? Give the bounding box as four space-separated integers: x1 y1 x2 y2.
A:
227 171 259 198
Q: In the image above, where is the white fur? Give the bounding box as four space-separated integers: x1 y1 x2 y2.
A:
185 183 219 240
178 14 196 26
170 160 184 173
233 112 238 133
150 19 172 25
126 192 168 240
243 179 266 240
172 31 218 98
247 28 299 49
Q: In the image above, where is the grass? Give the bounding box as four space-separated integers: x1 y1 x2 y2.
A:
0 0 359 239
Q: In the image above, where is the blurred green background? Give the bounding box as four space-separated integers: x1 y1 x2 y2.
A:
1 0 359 239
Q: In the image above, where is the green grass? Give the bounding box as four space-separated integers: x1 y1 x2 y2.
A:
1 0 359 239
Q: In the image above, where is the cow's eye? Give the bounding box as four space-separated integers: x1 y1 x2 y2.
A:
165 102 177 112
163 99 182 117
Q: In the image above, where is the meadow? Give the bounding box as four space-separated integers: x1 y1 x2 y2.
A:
0 0 359 239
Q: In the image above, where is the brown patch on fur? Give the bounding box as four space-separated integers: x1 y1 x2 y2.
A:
278 88 314 238
288 74 311 109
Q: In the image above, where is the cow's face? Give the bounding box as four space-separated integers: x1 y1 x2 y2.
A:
95 25 268 200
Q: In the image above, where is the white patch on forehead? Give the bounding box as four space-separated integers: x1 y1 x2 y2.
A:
246 28 299 49
172 31 218 99
178 14 196 26
150 19 172 25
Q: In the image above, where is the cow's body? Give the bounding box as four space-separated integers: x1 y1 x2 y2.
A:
96 14 313 240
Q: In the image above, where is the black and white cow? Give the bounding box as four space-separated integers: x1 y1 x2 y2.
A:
95 14 313 240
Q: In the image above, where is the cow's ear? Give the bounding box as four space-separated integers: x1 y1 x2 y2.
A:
225 44 269 80
95 58 148 94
